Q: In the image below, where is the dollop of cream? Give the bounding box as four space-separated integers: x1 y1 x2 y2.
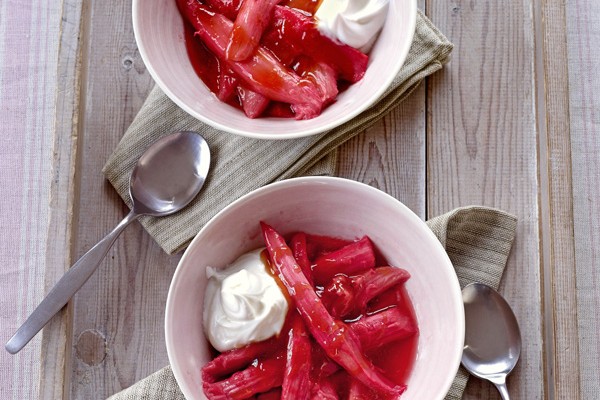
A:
315 0 389 53
203 248 288 352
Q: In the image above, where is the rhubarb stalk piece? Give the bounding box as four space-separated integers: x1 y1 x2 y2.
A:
311 236 376 286
217 66 239 101
271 5 369 83
305 234 353 259
177 0 323 119
290 232 313 285
227 0 281 61
348 379 380 399
260 222 404 399
261 20 302 66
281 0 321 14
294 56 338 105
236 85 270 118
311 379 339 400
203 357 285 399
203 0 242 20
351 307 417 351
202 335 284 383
282 315 312 400
322 266 411 318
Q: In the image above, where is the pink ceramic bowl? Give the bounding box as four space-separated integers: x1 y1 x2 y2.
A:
132 0 417 139
165 177 464 399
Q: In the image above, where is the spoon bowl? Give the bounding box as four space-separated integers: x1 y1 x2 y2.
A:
5 131 210 354
461 283 521 400
130 131 210 216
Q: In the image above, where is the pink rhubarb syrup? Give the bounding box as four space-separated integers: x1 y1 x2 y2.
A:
180 0 368 120
366 285 419 386
204 237 419 396
184 23 295 118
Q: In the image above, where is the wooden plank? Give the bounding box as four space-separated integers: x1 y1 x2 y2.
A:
39 0 84 398
565 0 600 397
425 2 544 399
68 0 164 398
536 1 579 399
0 2 63 399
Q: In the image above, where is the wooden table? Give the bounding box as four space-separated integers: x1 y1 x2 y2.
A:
1 1 598 399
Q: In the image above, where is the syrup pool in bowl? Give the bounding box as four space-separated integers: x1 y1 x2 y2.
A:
199 224 419 399
164 177 464 400
177 0 386 120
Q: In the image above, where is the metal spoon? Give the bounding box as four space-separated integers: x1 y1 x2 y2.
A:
5 131 210 354
461 283 521 400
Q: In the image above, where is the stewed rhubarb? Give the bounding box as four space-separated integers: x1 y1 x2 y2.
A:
226 0 280 61
261 222 405 399
311 236 376 285
321 266 411 318
178 0 324 119
281 315 312 399
204 356 286 399
201 224 419 399
177 0 371 119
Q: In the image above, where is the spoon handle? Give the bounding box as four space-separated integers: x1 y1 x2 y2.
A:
493 381 511 400
5 211 139 354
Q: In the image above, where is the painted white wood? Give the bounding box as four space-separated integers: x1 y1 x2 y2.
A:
565 0 600 397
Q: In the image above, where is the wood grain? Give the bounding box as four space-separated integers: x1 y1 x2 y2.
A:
39 1 84 398
565 0 600 397
425 2 544 399
67 0 166 398
537 1 579 399
0 2 63 399
337 85 426 218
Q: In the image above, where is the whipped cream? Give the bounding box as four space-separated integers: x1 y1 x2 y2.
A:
315 0 389 53
203 248 288 352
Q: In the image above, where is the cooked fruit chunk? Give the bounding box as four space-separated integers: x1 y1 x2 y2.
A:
271 5 369 82
227 0 281 61
351 307 417 351
203 357 285 399
203 0 242 20
311 236 376 286
282 315 312 400
322 266 411 318
178 0 324 119
260 222 404 399
237 85 270 118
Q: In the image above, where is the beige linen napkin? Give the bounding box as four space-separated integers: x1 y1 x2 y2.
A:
107 206 518 400
102 10 453 255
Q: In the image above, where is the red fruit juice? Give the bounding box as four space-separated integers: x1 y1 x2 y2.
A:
366 285 419 385
202 234 419 398
184 24 295 118
292 244 420 388
264 238 419 387
184 24 241 110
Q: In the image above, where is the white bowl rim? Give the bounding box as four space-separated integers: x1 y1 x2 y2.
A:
132 0 418 140
165 176 464 400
